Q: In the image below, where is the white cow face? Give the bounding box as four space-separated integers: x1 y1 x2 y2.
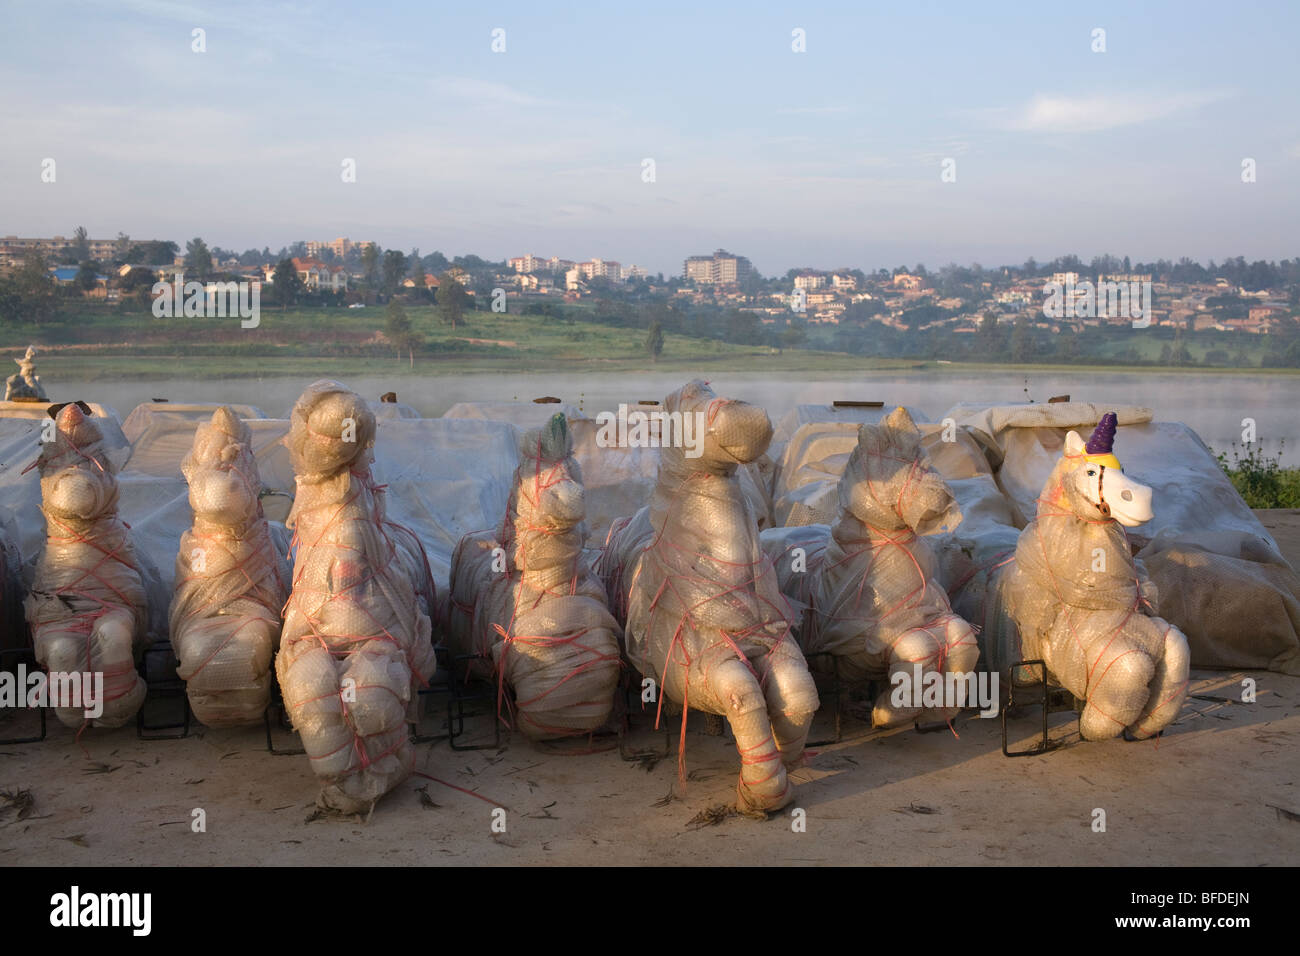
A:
1061 430 1154 527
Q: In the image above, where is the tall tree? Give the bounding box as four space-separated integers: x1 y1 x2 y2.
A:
185 237 213 281
1009 317 1033 362
271 258 302 311
71 226 91 263
113 232 131 263
75 261 99 292
645 320 664 362
385 300 417 367
382 249 406 297
361 243 381 304
438 272 468 329
11 252 58 324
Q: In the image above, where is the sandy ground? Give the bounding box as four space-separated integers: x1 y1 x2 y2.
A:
2 515 1298 867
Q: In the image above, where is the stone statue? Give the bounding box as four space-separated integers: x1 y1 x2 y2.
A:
5 346 49 402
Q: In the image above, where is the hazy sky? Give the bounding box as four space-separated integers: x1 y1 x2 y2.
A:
2 0 1297 275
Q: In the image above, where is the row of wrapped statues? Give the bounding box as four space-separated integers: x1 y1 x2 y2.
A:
19 378 1191 814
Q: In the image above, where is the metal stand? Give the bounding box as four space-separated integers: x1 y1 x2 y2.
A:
617 677 671 762
263 682 305 756
806 652 874 747
411 645 451 744
447 652 502 751
0 646 46 745
1000 659 1077 757
136 641 190 740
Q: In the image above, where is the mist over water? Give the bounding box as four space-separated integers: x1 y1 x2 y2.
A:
59 369 1299 456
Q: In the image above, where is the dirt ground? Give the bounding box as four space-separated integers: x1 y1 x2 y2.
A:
3 515 1298 867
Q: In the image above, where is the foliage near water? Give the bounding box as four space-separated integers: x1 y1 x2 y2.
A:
1216 442 1300 509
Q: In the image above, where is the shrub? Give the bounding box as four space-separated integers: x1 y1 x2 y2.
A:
1215 442 1300 508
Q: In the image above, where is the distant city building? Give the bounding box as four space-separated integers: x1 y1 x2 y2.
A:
0 235 160 263
1099 273 1153 284
578 258 623 281
831 273 857 290
284 257 349 292
509 254 546 273
304 238 372 259
793 272 825 291
683 249 752 285
892 272 924 290
402 273 440 290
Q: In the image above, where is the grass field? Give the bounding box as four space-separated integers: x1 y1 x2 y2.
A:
4 302 1298 380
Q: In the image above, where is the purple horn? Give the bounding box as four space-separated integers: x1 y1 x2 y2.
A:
1085 412 1117 455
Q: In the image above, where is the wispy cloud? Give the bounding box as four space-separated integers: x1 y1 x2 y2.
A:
775 105 853 116
431 76 545 108
999 90 1231 133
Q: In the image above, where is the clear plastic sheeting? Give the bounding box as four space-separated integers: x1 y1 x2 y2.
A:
570 416 773 543
370 418 520 587
762 407 979 726
443 400 583 428
0 400 120 422
368 400 420 421
170 407 291 727
944 401 1300 677
24 404 151 728
275 381 438 814
997 424 1191 740
939 401 1153 499
770 406 930 528
598 380 818 813
0 512 23 651
770 402 929 460
122 402 266 445
447 414 622 740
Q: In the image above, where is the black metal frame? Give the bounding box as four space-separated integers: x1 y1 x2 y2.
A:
616 675 671 762
411 645 451 744
263 682 305 756
806 652 876 747
136 641 190 740
0 646 46 745
1000 659 1078 757
446 652 503 751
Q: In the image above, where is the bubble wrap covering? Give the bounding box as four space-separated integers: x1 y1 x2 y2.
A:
24 405 149 728
275 381 438 813
761 407 980 726
447 414 622 740
170 407 291 727
598 381 818 813
997 438 1190 740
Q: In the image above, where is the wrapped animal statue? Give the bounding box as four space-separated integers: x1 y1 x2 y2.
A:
24 403 149 728
762 407 981 726
170 406 290 727
599 380 819 813
447 413 622 739
999 413 1190 740
275 381 438 813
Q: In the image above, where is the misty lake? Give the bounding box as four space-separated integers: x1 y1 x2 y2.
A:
56 368 1300 457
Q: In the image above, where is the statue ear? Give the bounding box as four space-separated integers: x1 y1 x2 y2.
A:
1063 430 1085 456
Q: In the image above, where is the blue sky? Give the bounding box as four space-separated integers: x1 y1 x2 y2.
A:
1 0 1297 275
